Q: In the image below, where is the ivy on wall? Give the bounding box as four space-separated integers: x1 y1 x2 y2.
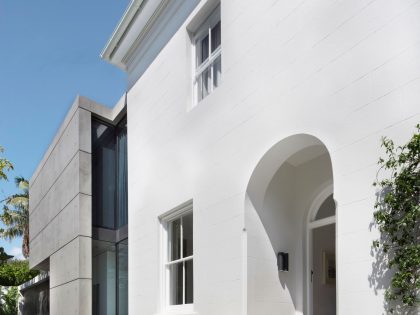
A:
373 124 420 312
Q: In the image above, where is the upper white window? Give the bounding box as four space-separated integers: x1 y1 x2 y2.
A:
161 201 194 313
193 5 221 104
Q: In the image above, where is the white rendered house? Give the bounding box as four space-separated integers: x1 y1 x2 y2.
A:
27 0 420 314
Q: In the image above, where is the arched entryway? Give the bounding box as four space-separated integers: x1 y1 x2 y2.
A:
245 134 336 315
306 184 336 315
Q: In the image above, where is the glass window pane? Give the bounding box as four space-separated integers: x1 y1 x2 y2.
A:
169 219 181 261
315 195 336 221
169 263 183 305
92 119 116 229
211 21 221 52
117 240 128 315
92 240 116 315
200 35 209 64
213 55 221 88
183 213 193 258
196 75 201 102
201 68 210 100
185 260 194 304
117 118 128 228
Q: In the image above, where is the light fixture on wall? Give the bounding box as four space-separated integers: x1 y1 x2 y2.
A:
277 252 289 272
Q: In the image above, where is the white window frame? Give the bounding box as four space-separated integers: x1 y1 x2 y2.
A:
192 5 221 106
159 201 194 314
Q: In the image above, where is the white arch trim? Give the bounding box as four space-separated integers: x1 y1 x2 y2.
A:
307 180 334 224
247 134 327 211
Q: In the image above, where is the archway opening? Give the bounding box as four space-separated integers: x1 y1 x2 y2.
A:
245 134 336 315
308 192 336 315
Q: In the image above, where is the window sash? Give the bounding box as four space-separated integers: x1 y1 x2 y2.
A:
195 46 221 78
166 258 193 305
165 211 193 307
165 255 193 266
193 6 221 104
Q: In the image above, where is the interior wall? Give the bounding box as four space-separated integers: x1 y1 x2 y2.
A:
313 224 336 315
246 152 333 315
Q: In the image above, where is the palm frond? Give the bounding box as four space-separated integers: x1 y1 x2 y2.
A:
0 159 13 181
5 194 28 209
14 177 29 192
0 176 29 254
0 226 23 240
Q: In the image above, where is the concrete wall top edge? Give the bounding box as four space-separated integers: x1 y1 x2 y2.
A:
30 94 125 186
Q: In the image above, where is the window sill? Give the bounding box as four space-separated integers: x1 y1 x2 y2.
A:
156 305 197 315
156 311 198 315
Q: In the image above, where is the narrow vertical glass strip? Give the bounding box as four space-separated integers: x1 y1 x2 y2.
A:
183 212 193 258
185 260 194 304
213 55 221 88
183 261 186 305
117 240 128 315
211 21 221 52
92 119 116 229
201 69 210 100
200 35 209 64
169 263 183 305
92 240 116 314
117 117 128 228
170 219 181 261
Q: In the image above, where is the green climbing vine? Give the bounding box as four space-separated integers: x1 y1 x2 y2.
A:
373 124 420 312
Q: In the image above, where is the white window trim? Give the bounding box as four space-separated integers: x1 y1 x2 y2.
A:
159 200 194 314
192 5 221 106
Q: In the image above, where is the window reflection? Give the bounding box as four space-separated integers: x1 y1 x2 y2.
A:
92 117 128 229
117 240 128 315
92 120 116 229
92 239 128 315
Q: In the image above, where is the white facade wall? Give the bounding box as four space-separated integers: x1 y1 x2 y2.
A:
246 153 334 315
126 0 420 314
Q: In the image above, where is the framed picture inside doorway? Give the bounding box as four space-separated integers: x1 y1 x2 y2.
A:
322 251 336 285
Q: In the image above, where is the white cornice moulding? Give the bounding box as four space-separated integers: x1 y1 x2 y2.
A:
101 0 167 70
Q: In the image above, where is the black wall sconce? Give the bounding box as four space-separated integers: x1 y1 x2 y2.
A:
277 252 289 272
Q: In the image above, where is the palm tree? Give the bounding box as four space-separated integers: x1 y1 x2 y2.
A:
0 177 29 258
0 146 13 181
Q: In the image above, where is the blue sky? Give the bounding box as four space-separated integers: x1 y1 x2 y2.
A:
0 1 128 258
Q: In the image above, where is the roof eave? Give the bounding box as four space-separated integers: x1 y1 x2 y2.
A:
100 0 145 70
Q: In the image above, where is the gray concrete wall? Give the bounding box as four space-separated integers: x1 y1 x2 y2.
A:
29 95 126 315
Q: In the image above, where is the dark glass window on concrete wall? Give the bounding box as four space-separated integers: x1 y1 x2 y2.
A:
92 116 128 315
92 239 128 315
117 239 128 315
92 117 128 229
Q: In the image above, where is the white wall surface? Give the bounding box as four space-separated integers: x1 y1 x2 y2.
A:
246 153 333 315
124 0 420 314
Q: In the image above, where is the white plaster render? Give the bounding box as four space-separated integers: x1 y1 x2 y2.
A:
26 0 420 314
119 0 420 314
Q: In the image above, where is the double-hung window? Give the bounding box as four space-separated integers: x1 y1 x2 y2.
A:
194 5 221 104
162 202 194 311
